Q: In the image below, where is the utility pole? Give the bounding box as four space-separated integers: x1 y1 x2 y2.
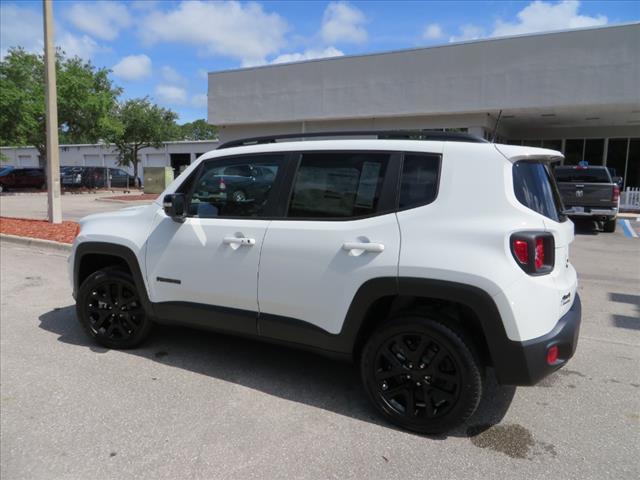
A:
43 0 62 223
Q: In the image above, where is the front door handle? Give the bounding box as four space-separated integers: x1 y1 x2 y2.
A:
342 242 385 253
223 236 256 246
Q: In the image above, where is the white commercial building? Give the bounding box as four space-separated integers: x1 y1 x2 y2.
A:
207 23 640 188
0 140 220 181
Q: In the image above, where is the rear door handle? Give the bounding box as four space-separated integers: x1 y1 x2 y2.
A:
342 242 385 253
223 236 256 246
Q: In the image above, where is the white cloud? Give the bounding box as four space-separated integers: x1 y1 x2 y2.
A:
423 23 443 40
66 1 132 41
321 2 367 44
449 1 608 43
155 84 188 105
197 68 209 80
0 3 42 57
139 1 288 67
492 0 607 37
58 32 104 60
272 46 344 64
161 65 187 86
191 94 208 108
112 54 152 81
449 24 485 43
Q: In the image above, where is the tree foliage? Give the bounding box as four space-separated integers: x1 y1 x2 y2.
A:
107 97 179 184
0 47 122 162
178 119 217 141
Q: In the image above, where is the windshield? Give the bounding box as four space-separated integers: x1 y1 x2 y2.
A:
554 167 611 183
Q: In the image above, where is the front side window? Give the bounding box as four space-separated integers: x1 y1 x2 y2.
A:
513 161 565 222
399 154 441 210
288 152 389 218
185 155 283 218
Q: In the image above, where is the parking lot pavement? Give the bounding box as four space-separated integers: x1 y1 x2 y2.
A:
0 192 153 222
1 228 638 480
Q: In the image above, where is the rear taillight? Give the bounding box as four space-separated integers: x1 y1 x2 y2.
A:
612 185 620 203
510 232 555 275
219 177 226 190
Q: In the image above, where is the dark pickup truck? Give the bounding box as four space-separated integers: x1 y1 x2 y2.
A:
554 165 620 232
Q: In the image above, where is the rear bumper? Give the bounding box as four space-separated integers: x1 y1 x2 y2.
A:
565 206 617 218
495 294 581 385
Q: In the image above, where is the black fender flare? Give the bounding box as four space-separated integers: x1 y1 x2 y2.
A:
73 241 155 316
339 277 527 384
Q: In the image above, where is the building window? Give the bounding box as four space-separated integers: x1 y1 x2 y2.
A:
584 139 604 165
542 139 562 151
627 138 640 189
564 139 583 165
606 139 629 187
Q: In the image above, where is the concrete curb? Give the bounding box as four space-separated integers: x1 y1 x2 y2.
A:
0 233 72 252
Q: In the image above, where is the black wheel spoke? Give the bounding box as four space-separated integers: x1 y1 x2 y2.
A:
83 277 144 343
373 330 462 421
381 383 410 400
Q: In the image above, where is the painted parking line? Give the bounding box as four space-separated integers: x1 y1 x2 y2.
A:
620 219 639 238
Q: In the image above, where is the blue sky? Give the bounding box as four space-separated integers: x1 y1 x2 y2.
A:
1 1 638 123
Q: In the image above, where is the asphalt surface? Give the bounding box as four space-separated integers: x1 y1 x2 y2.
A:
1 225 639 479
0 192 153 221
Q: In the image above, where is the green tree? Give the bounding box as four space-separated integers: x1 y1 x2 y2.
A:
107 98 179 186
178 119 217 141
0 47 121 163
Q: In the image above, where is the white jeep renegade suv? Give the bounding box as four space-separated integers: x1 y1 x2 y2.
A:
69 131 581 434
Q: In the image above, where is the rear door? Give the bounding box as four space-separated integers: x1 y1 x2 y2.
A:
257 151 401 337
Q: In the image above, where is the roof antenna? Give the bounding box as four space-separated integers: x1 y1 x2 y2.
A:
491 110 502 143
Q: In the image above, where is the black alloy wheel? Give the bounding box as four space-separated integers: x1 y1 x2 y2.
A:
77 268 152 349
361 317 482 434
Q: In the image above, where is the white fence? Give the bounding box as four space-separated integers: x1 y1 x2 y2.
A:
620 187 640 211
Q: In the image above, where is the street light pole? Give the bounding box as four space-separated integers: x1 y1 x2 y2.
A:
43 0 62 223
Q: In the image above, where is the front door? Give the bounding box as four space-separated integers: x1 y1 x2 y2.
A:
258 151 401 336
145 153 287 334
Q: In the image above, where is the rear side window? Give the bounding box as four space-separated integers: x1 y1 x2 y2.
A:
513 161 565 222
554 167 611 183
288 152 389 218
399 154 440 209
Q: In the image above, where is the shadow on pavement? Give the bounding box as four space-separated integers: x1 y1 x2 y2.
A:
39 305 516 439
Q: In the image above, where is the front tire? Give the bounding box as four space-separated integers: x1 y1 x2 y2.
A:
603 218 617 233
76 268 152 349
360 316 482 434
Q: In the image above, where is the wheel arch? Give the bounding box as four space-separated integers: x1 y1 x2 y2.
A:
343 277 526 384
74 242 154 315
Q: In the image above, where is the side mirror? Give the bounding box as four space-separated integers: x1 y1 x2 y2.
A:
163 193 186 222
612 176 623 187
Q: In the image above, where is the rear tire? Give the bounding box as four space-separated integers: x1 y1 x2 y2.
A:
603 218 617 233
360 316 482 434
76 268 152 349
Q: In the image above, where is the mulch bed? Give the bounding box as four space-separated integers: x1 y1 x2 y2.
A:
0 217 79 244
102 194 157 201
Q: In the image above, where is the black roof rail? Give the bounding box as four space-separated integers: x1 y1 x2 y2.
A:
217 130 488 149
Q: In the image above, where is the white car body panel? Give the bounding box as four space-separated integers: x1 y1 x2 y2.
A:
258 213 401 335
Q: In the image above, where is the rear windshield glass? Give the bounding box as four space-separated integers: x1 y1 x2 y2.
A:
554 167 610 183
513 161 565 222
